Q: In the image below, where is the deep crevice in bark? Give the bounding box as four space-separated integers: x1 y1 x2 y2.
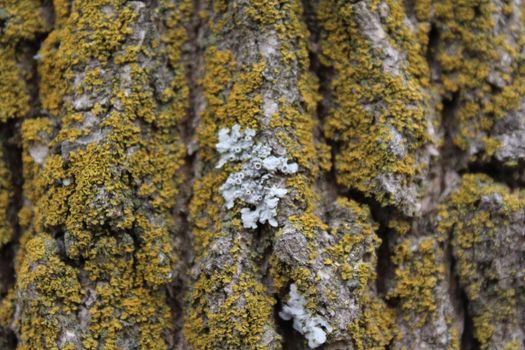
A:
301 0 337 200
459 286 479 350
25 0 55 118
440 94 461 174
169 0 202 346
437 58 476 350
438 85 525 189
0 120 23 297
463 160 525 189
446 227 478 350
346 189 403 299
275 295 307 350
425 23 439 77
373 211 393 299
275 314 304 350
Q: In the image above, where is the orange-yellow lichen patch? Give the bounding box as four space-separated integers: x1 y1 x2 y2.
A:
317 0 433 212
438 174 525 348
14 0 191 347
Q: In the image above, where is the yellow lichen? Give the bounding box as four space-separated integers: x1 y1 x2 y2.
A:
435 0 525 159
0 0 49 120
388 237 445 326
14 0 191 347
438 174 525 348
185 0 336 347
317 0 432 210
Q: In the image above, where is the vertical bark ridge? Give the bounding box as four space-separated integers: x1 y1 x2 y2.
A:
436 174 525 349
306 1 462 349
184 1 297 347
434 0 525 166
12 1 192 348
314 0 439 217
430 0 525 348
184 1 393 349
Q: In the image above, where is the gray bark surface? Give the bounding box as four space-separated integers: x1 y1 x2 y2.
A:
0 0 524 349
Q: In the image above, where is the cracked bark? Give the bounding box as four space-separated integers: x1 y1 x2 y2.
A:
0 0 524 349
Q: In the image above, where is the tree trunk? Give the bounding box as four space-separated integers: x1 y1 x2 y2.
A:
0 0 524 349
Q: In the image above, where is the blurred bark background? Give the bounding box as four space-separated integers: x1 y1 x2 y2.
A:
0 0 524 349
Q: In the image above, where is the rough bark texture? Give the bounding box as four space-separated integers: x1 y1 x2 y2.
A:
0 0 524 349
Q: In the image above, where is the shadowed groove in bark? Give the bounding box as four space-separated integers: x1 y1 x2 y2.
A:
0 121 21 350
343 188 403 301
277 301 307 350
0 120 24 294
440 91 461 175
169 0 202 345
4 0 55 258
438 95 481 350
463 160 525 189
430 45 474 350
445 227 478 350
435 32 475 350
0 1 54 345
459 289 479 350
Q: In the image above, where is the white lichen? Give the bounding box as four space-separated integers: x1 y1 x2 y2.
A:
279 284 332 348
29 144 49 165
216 124 298 229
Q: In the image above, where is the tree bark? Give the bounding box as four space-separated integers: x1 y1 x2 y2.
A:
0 0 524 349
